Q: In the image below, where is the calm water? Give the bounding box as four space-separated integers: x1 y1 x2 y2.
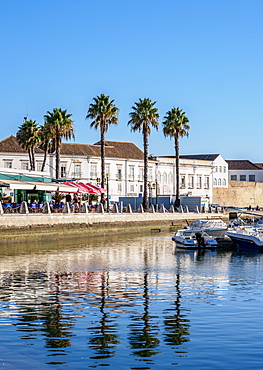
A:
1 232 263 369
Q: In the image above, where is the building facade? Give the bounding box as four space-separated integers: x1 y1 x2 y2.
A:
0 136 228 204
227 160 263 183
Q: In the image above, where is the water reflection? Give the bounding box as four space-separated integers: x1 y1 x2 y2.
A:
1 234 263 368
88 272 120 359
163 257 190 349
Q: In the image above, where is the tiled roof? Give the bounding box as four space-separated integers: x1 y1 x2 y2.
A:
179 154 220 161
254 163 263 169
226 160 262 170
0 135 44 153
0 136 144 160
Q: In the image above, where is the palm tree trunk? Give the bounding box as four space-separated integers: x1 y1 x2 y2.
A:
55 135 60 179
100 129 105 205
31 148 35 171
143 130 149 211
41 144 48 172
174 135 180 207
28 149 33 170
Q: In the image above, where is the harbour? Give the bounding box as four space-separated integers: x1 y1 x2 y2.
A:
1 231 263 369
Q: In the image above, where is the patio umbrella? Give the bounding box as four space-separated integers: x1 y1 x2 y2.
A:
77 182 101 194
62 181 88 193
85 183 106 193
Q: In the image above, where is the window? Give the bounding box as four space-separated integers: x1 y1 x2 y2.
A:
129 166 135 180
214 178 217 186
249 175 255 182
219 166 222 172
139 184 143 193
130 184 134 193
231 175 237 180
197 176 202 189
148 168 153 180
240 175 246 181
37 162 43 171
204 176 209 188
117 183 122 192
21 161 29 170
106 165 110 177
214 166 218 172
189 175 194 188
218 178 222 186
117 165 122 180
61 163 67 178
222 178 226 186
223 166 226 173
168 172 173 183
163 172 167 184
180 175 186 188
74 163 81 178
91 164 97 178
139 167 143 181
4 160 12 169
157 171 161 183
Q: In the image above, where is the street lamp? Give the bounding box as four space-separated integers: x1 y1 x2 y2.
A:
148 182 152 206
105 173 109 212
155 179 158 211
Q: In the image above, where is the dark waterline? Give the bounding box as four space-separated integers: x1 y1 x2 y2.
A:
1 232 263 369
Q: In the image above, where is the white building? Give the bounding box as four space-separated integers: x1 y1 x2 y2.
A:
0 136 227 204
227 160 263 182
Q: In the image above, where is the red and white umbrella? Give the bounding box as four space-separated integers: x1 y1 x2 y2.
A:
85 183 106 193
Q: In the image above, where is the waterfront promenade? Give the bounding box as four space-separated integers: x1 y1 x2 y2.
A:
0 209 231 243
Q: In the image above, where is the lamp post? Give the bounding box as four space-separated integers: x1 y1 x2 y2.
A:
155 179 158 211
148 182 152 206
106 173 109 212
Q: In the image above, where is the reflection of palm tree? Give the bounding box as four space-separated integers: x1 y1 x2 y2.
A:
163 256 190 347
43 273 73 349
129 251 160 358
11 272 73 349
88 272 120 359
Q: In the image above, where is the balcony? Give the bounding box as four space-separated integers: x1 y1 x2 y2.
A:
71 172 82 179
90 172 98 179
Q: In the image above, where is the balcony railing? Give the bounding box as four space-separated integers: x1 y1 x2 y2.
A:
90 172 98 179
71 172 82 179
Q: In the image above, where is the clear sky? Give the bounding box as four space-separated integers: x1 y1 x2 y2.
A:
1 0 263 162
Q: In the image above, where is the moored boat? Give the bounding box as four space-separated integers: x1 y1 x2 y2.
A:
226 227 263 253
182 219 228 238
172 229 218 250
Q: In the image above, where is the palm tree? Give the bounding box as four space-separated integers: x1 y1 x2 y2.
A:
163 107 190 208
16 119 40 171
86 94 119 204
128 98 159 211
44 108 74 179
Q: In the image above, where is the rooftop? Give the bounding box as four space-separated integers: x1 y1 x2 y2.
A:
226 160 262 170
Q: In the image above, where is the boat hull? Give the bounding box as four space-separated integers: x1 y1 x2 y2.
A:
226 231 263 253
172 236 218 250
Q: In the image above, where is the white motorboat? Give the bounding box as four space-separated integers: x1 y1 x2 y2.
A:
172 229 218 250
182 219 228 238
226 226 263 253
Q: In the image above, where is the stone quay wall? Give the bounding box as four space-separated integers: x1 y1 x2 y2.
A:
0 212 228 243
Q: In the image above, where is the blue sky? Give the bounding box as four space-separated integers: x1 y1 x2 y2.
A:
1 0 263 162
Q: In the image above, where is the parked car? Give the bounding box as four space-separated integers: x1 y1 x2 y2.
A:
224 206 241 211
210 203 222 211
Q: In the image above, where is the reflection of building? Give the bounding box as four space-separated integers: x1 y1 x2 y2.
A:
0 136 228 203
